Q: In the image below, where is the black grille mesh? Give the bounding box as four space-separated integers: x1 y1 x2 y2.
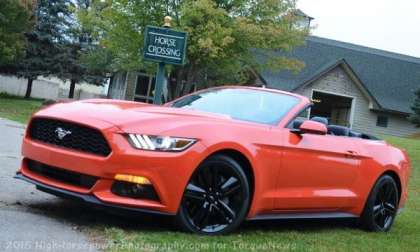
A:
28 118 111 157
27 159 98 189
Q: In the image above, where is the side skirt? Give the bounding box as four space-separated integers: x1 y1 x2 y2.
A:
248 212 358 221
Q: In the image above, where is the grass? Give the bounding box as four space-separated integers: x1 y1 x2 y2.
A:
0 93 44 123
0 96 419 251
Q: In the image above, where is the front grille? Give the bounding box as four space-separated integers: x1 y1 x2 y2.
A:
28 118 111 157
27 159 99 189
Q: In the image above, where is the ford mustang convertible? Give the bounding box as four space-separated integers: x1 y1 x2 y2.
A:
15 86 410 235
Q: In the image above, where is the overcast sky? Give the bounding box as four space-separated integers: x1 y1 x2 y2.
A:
297 0 420 58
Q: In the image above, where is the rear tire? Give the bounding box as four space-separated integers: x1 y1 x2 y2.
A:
360 175 399 232
177 154 250 235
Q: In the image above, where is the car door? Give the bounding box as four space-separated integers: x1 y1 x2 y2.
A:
273 129 362 211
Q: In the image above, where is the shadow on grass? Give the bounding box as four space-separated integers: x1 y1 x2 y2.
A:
24 197 359 235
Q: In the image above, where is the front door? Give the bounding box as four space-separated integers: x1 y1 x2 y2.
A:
274 130 361 211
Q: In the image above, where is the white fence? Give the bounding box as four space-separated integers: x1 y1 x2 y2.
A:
0 75 105 100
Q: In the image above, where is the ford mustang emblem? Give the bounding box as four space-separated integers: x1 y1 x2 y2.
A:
55 127 72 140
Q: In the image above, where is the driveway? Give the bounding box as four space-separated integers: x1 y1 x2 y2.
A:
0 118 100 252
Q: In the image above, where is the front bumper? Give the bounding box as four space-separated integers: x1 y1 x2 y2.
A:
18 125 207 215
15 172 172 216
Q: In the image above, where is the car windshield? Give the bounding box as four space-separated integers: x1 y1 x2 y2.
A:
171 88 300 125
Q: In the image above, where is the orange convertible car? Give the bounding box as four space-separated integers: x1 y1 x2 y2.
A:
16 87 410 234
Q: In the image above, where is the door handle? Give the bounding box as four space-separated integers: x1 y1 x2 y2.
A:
345 150 358 157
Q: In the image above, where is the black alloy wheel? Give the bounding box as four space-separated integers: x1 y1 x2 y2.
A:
361 175 399 232
177 154 250 235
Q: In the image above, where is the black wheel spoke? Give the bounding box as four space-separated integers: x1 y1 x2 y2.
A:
384 215 393 228
193 203 211 228
218 200 236 219
373 180 398 230
220 177 238 190
185 183 206 201
214 204 232 224
220 177 239 195
379 213 386 228
384 202 396 214
373 204 382 217
180 157 248 234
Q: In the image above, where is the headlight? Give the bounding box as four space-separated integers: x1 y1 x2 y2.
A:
127 134 197 152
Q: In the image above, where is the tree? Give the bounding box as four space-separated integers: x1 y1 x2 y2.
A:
17 0 73 98
78 0 308 99
0 0 32 65
54 0 107 98
57 43 107 98
409 89 420 127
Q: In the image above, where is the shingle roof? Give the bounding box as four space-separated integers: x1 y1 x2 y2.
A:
257 36 420 114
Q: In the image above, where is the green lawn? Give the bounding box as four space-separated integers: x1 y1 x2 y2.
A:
0 94 43 123
0 96 419 251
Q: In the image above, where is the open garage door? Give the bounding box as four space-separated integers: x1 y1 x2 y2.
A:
310 90 354 127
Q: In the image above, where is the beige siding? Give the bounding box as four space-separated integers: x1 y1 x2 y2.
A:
295 66 419 137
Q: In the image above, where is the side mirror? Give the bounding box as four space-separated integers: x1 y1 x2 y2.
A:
297 120 327 135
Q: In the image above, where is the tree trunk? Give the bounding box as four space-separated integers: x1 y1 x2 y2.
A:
173 68 185 99
68 79 76 99
25 78 33 99
181 65 196 96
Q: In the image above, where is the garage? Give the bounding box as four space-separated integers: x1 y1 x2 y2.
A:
310 90 354 127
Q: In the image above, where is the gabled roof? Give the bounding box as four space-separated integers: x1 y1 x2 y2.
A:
257 36 420 114
294 9 314 21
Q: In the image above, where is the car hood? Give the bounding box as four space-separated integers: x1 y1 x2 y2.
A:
34 99 234 135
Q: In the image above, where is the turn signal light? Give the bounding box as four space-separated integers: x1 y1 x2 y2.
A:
114 174 151 185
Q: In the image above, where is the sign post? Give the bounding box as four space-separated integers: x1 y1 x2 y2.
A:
143 16 188 104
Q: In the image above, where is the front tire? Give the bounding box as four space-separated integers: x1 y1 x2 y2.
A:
177 154 250 235
360 175 399 232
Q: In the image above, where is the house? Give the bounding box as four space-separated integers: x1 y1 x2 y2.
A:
107 10 419 137
108 35 420 137
107 72 166 103
254 36 420 137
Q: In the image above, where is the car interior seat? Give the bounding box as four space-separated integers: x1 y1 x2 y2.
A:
327 125 350 136
349 131 362 138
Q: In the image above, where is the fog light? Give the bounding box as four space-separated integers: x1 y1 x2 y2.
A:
111 181 159 201
114 174 151 185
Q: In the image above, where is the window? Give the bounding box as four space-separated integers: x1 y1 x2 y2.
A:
376 115 388 128
172 88 300 125
297 107 310 119
134 74 155 103
287 106 310 129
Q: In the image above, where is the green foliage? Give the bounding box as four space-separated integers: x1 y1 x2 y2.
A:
409 89 420 127
78 0 308 98
0 0 32 65
14 0 107 98
56 0 108 95
17 0 73 81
